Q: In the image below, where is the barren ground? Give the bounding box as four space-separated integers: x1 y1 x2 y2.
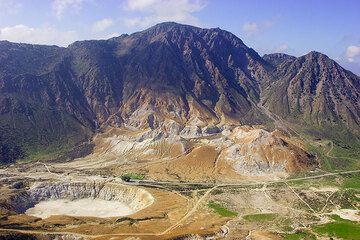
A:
0 126 359 240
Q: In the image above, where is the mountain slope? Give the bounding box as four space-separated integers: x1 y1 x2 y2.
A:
0 41 95 162
262 51 360 137
0 22 359 163
0 23 274 162
103 23 272 127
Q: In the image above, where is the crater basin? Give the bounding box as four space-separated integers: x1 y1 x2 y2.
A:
20 181 154 219
26 198 135 218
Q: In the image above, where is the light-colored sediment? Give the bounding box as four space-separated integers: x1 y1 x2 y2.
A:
331 209 360 221
26 198 134 218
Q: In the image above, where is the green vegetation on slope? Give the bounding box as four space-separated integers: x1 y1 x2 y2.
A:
121 173 145 182
0 108 93 163
0 139 24 164
0 127 24 164
287 123 360 173
283 230 316 240
313 215 360 239
23 140 93 163
208 201 238 217
342 173 360 189
242 213 277 222
305 139 360 172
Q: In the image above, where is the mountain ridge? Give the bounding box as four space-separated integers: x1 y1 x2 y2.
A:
0 22 359 163
262 51 360 136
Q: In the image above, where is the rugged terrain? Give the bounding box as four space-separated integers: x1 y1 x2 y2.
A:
1 22 359 163
0 22 359 239
262 51 360 138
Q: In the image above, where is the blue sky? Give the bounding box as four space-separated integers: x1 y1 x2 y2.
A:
0 0 359 74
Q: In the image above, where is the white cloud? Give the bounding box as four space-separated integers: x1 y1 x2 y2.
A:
242 22 258 36
0 25 78 47
0 0 21 16
123 0 207 28
92 18 113 33
276 44 289 52
346 45 360 62
94 32 120 40
242 19 276 37
125 0 160 11
52 0 85 19
104 32 120 39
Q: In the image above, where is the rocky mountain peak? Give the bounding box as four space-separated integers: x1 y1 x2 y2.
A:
301 51 334 65
263 53 296 67
263 50 360 137
0 22 359 163
146 21 201 33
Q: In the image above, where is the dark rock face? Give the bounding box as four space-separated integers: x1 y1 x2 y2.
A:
0 22 359 162
262 51 360 136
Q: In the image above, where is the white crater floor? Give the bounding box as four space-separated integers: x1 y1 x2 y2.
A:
26 198 135 218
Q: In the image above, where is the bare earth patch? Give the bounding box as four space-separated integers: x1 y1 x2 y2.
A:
331 209 360 222
26 198 135 219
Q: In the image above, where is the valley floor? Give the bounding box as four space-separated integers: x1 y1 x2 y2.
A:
0 126 359 240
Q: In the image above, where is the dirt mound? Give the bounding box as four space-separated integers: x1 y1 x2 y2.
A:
224 127 316 176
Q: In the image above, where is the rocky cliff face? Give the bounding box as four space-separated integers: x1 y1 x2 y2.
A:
223 127 316 176
0 22 359 163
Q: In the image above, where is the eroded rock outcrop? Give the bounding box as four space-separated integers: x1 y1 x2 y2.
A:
223 127 316 176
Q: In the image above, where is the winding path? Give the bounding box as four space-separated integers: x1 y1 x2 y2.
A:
159 185 219 235
326 140 359 161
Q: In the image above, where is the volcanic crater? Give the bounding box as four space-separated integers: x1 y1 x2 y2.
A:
11 181 154 219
